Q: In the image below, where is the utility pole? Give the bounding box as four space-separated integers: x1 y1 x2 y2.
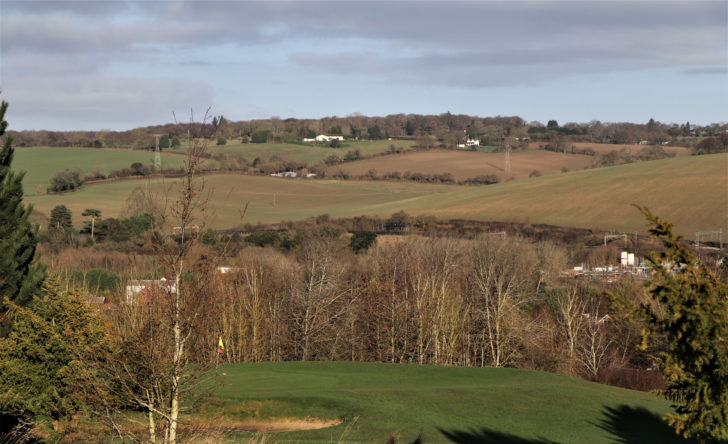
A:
152 134 163 171
504 143 511 174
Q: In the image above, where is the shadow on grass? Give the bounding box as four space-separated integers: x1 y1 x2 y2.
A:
438 427 559 444
595 405 717 444
439 404 720 444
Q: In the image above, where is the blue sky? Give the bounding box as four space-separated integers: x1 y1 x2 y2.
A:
1 0 726 131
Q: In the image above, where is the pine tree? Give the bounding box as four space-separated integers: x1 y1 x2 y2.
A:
0 98 45 308
633 206 728 441
0 277 115 431
49 204 73 245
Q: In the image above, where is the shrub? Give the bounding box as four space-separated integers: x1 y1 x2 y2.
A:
350 231 377 253
529 170 542 178
251 130 270 143
48 169 83 192
245 231 280 247
463 174 500 185
216 137 227 146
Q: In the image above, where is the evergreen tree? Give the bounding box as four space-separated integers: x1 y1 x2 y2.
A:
0 277 115 432
631 206 728 441
49 204 73 245
0 98 45 308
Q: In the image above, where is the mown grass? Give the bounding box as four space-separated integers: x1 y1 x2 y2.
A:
13 147 187 193
25 153 727 237
204 361 693 443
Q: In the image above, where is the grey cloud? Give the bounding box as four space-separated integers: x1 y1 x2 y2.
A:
3 73 214 130
682 66 728 75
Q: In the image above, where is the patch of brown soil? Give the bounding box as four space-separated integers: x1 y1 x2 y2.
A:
191 417 343 433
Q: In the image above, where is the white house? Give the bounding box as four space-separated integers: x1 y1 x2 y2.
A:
304 134 344 143
465 138 480 147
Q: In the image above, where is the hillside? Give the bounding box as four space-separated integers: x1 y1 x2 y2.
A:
325 148 594 181
14 146 188 193
25 153 727 237
201 361 694 443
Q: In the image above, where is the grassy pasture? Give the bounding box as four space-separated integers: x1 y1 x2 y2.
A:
325 149 594 180
13 147 187 194
203 361 692 443
529 141 691 157
200 139 416 165
26 174 459 227
26 153 727 237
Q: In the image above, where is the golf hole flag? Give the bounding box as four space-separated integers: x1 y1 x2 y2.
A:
217 336 225 354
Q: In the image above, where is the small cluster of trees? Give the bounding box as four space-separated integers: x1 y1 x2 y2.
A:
692 133 728 155
47 162 160 193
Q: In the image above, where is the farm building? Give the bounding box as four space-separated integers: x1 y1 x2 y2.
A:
125 278 176 304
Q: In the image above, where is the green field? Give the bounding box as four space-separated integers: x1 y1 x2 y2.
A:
26 153 726 237
13 147 187 194
202 361 693 443
197 139 416 164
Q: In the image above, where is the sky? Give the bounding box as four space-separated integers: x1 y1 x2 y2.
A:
1 0 726 131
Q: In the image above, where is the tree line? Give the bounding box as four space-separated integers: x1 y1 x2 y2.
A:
8 113 727 150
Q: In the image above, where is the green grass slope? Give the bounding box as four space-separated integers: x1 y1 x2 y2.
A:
207 362 694 443
13 147 187 193
202 140 415 164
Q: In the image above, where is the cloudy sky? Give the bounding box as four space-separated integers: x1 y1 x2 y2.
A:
1 0 726 131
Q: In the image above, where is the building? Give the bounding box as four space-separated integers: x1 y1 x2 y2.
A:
457 138 481 149
125 278 176 304
303 134 345 143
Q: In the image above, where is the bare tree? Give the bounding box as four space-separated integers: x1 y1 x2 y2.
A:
470 238 537 367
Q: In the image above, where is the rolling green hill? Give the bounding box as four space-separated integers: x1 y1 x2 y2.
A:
202 361 695 443
13 147 187 193
25 153 727 237
188 139 415 165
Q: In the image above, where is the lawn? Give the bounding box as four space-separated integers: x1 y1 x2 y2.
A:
201 361 695 443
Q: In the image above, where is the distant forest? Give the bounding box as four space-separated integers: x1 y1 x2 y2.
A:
8 113 728 152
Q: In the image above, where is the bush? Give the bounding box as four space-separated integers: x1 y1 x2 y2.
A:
692 135 728 155
529 170 542 178
217 137 227 146
201 228 218 245
344 149 361 161
329 139 341 148
350 231 377 253
463 174 500 185
251 130 270 143
48 168 83 192
159 134 170 149
245 231 280 247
